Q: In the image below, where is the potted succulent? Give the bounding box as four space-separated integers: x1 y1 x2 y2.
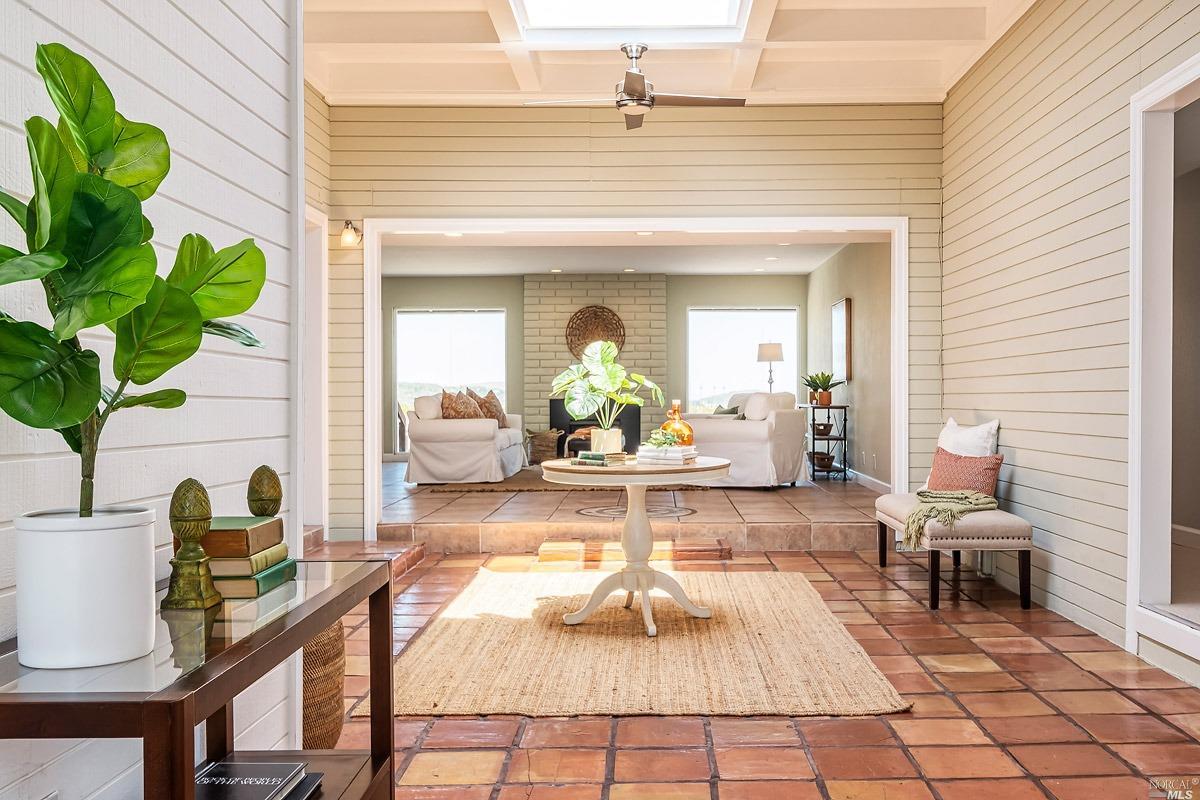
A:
551 340 664 454
804 372 845 406
0 44 266 668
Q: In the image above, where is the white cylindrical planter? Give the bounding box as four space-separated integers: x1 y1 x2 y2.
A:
15 507 156 669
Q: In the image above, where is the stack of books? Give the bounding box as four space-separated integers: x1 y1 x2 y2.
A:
571 450 629 467
636 445 699 465
177 516 296 599
195 760 321 799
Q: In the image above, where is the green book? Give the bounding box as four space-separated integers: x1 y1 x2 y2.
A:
209 541 290 577
213 558 297 599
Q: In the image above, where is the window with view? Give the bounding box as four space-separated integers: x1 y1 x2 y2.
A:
686 308 799 413
395 310 506 449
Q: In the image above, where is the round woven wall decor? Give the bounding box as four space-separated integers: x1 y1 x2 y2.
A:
565 305 625 358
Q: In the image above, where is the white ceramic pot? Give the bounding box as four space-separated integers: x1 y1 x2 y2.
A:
15 507 156 669
590 427 624 454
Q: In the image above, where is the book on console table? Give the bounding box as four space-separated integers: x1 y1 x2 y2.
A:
209 540 290 577
174 516 284 558
636 445 698 464
211 558 297 599
195 760 317 800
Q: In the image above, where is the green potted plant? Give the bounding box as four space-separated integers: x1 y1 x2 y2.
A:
551 340 664 454
1 44 266 669
804 372 845 406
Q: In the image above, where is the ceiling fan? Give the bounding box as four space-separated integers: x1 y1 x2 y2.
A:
525 43 746 129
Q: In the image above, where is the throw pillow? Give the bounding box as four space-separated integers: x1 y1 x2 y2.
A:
441 390 484 420
468 388 508 428
713 405 740 415
938 417 1000 456
926 447 1004 495
413 394 442 420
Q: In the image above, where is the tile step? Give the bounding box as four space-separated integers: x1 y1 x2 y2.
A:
537 536 731 563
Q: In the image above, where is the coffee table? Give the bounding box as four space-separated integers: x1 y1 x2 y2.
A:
540 456 731 636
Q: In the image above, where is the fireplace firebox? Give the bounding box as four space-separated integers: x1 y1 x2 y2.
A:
549 398 641 456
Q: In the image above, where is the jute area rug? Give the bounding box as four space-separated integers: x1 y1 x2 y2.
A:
373 569 910 717
428 466 708 493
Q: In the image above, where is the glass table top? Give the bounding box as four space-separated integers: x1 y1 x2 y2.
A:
0 560 380 696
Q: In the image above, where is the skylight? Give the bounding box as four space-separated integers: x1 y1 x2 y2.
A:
516 0 742 31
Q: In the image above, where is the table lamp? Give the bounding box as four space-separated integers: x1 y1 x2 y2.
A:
757 342 784 392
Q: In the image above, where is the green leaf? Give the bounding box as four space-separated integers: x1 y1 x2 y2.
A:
0 245 20 261
550 363 587 395
581 340 619 374
202 319 263 348
630 372 664 407
105 113 169 200
609 391 644 407
563 381 604 420
113 388 186 410
53 243 156 339
0 319 101 429
25 117 77 252
0 189 28 232
56 424 82 453
587 363 626 393
169 237 265 320
35 43 115 168
140 215 154 244
57 117 89 172
0 251 67 287
64 174 143 268
113 276 202 384
166 233 214 285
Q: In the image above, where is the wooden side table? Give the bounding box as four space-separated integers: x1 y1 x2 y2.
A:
0 560 393 799
541 456 731 636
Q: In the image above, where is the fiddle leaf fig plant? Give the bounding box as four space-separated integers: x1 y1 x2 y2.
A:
550 340 664 429
0 43 267 517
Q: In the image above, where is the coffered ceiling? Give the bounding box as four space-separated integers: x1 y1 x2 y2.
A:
304 0 1034 105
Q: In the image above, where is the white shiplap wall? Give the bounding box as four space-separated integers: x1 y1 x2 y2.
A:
942 0 1200 642
0 2 302 797
324 105 944 536
305 82 331 211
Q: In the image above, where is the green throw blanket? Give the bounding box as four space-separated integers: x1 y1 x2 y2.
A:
903 490 997 550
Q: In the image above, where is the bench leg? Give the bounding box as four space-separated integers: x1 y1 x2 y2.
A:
1019 550 1031 609
877 521 888 567
928 549 940 610
952 550 961 569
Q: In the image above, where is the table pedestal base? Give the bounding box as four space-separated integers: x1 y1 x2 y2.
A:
562 484 711 637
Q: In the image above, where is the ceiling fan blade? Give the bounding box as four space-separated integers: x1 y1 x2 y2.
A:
522 98 613 106
653 93 746 107
625 114 644 130
623 70 647 98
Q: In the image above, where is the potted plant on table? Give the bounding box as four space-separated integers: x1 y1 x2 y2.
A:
804 372 845 406
0 43 267 668
551 340 664 454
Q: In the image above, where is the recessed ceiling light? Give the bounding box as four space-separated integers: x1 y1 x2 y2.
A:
623 268 637 272
636 231 654 236
765 256 780 262
778 242 791 246
832 229 848 233
443 232 463 237
550 268 563 273
753 268 766 272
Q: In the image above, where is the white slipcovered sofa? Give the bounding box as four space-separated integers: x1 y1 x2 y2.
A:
683 392 807 487
405 394 526 484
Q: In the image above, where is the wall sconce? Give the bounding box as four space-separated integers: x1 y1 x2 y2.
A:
340 220 362 247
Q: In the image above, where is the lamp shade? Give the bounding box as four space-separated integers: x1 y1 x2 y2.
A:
757 342 784 362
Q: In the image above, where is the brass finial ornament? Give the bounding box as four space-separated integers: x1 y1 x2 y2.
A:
247 465 282 516
161 478 223 610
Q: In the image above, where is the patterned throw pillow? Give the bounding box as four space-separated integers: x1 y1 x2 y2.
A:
926 447 1004 495
468 388 508 428
441 390 484 420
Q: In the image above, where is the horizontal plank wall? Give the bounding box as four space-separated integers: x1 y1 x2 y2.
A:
325 105 944 537
941 0 1200 642
0 1 301 795
305 82 331 211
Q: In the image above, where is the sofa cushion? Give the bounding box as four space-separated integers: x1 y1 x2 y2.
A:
469 388 508 428
743 392 797 421
413 394 442 420
876 493 1032 551
442 390 484 419
495 427 522 449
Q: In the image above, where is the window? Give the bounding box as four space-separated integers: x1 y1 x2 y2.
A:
686 308 798 412
394 309 506 429
517 0 740 29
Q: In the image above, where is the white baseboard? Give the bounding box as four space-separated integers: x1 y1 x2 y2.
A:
849 469 891 494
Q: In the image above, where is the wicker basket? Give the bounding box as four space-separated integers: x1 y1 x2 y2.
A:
528 428 563 464
302 620 346 749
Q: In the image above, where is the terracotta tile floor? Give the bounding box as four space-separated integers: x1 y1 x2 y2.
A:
333 545 1200 798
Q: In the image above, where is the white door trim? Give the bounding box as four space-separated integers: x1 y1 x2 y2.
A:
1127 50 1200 655
303 205 330 533
361 215 911 536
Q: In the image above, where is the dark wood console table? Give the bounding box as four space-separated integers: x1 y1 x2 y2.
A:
0 560 393 799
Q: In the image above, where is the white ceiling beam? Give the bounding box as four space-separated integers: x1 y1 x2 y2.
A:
483 0 542 91
731 0 779 93
305 12 499 44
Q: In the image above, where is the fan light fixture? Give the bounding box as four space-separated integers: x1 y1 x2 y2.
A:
340 220 362 247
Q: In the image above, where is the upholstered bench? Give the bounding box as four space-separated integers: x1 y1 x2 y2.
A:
875 493 1033 610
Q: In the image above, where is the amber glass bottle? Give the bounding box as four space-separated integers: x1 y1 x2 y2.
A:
660 399 694 445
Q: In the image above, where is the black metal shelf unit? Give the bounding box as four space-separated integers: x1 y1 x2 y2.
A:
801 403 850 481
